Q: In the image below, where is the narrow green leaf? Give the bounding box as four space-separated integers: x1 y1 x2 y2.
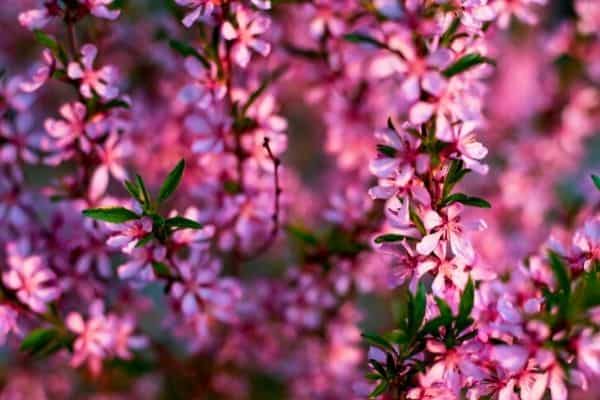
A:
286 225 319 246
362 332 394 352
151 261 171 277
136 174 152 209
102 99 130 110
33 30 67 64
457 278 475 331
165 216 203 230
369 380 389 398
344 33 386 49
592 174 600 191
412 282 426 333
548 251 570 296
82 207 139 223
376 144 397 158
135 234 154 248
124 179 142 203
442 53 494 78
168 39 210 68
158 159 185 203
435 297 453 320
441 193 491 208
374 233 405 244
20 328 58 355
242 65 287 115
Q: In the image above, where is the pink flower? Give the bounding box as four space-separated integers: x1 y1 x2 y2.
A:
110 315 148 359
117 246 166 281
3 245 60 313
20 50 55 93
436 120 489 175
67 44 119 100
89 133 131 200
66 301 114 375
80 0 120 20
0 305 21 345
171 257 242 323
18 1 61 30
572 217 600 271
369 124 429 200
107 217 153 253
175 0 224 27
416 204 484 265
44 102 91 153
222 7 271 67
180 57 226 109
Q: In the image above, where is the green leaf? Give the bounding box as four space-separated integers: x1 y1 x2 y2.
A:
165 216 203 230
376 144 397 158
102 99 130 110
592 174 600 191
344 33 387 49
136 174 152 209
369 380 389 398
409 206 426 236
548 251 570 296
374 233 405 244
33 30 68 64
457 278 474 331
442 53 494 78
441 193 491 208
442 159 470 199
435 297 453 321
135 234 154 248
20 328 59 355
83 207 139 223
151 261 171 277
410 282 427 334
124 179 142 203
286 225 319 246
158 159 185 203
362 332 394 352
241 65 287 115
168 39 210 68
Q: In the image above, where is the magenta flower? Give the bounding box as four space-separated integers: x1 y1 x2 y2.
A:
89 133 131 200
20 50 55 93
107 217 153 253
572 217 600 272
3 245 60 313
79 0 121 20
66 301 114 375
44 102 90 154
171 257 242 323
0 305 21 345
67 44 119 100
222 7 271 68
436 120 489 175
175 0 224 27
18 1 61 30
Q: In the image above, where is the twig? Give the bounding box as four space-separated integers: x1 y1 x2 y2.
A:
244 137 282 260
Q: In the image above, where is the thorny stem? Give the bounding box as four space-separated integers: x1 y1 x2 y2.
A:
244 137 282 260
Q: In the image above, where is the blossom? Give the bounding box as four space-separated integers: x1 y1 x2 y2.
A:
572 217 600 271
18 1 61 30
170 257 242 323
175 0 224 27
20 50 55 93
107 217 153 253
222 7 271 67
117 246 166 282
66 301 114 375
44 102 91 154
67 44 119 100
89 133 132 200
80 0 121 20
416 204 483 265
436 120 489 174
3 245 60 313
0 305 21 345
